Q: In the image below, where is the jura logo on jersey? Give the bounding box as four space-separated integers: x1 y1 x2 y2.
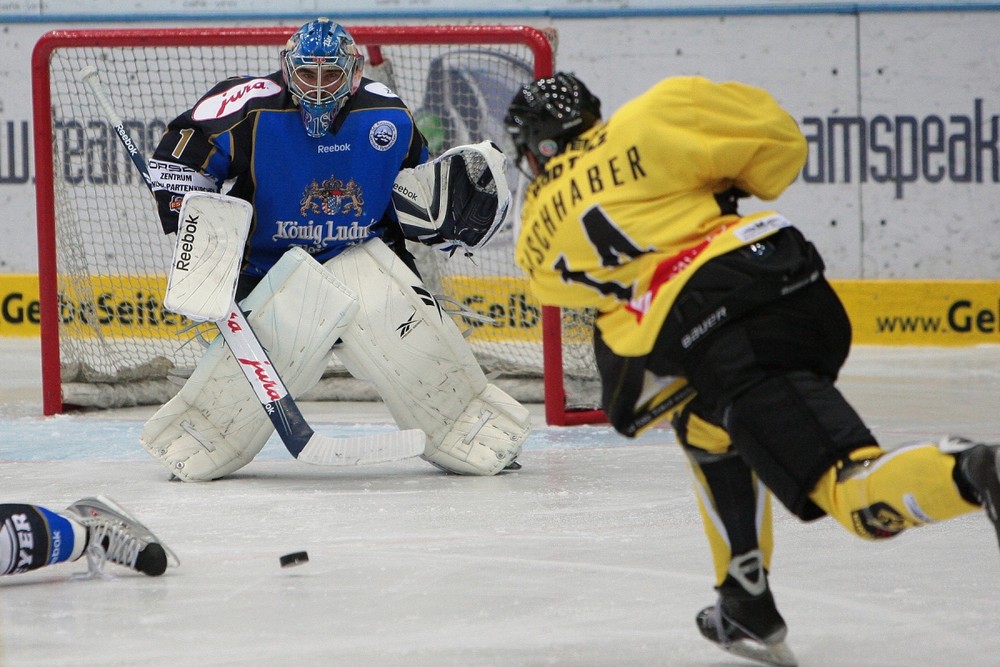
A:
370 121 398 151
272 219 374 245
192 78 282 121
318 143 351 154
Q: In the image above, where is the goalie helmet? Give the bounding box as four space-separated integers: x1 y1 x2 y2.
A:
503 72 601 175
281 18 364 138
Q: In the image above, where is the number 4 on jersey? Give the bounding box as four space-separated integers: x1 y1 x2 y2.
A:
555 204 651 301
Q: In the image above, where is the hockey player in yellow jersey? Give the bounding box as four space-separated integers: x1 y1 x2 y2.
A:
505 73 1000 667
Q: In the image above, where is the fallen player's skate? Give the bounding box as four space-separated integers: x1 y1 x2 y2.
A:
65 496 178 579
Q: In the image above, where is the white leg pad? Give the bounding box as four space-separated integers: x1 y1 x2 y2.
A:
324 238 530 475
140 248 358 481
429 383 531 475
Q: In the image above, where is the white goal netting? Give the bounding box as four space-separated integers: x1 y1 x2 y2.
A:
33 25 602 420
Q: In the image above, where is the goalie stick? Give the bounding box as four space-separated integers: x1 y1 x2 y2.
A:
76 65 425 467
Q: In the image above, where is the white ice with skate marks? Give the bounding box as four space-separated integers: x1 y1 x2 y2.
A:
1 338 999 666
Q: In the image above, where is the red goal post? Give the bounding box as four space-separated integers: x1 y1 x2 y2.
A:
32 24 605 425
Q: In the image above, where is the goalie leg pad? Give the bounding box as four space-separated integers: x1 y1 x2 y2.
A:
324 238 530 475
428 383 531 475
140 339 275 481
141 248 358 481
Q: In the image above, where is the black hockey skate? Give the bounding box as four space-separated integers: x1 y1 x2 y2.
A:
65 496 178 578
954 441 1000 551
696 550 797 667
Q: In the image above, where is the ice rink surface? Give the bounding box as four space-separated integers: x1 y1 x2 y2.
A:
1 338 998 667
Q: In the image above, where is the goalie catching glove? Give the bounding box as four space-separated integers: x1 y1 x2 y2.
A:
392 140 511 252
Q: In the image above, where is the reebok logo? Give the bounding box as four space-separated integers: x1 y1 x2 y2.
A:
392 182 419 201
396 308 422 339
318 143 351 154
174 213 201 271
114 124 139 156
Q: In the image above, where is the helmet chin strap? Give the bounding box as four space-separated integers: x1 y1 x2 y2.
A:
519 153 542 179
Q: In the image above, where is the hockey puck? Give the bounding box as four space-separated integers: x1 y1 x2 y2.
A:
279 551 309 568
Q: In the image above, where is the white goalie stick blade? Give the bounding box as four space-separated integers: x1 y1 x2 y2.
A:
296 429 427 466
165 192 252 322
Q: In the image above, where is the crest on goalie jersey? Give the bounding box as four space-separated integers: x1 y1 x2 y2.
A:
300 176 365 218
369 120 398 151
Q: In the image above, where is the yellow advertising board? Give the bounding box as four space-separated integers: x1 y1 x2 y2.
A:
0 274 189 338
830 280 1000 346
0 275 42 337
3 274 1000 346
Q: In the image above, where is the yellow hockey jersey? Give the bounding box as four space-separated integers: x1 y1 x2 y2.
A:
515 76 807 357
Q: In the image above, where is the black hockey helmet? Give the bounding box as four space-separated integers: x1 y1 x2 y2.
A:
504 72 601 175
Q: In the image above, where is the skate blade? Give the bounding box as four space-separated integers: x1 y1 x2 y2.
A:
719 638 798 667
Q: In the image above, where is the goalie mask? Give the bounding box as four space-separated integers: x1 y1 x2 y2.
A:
504 72 601 176
281 18 364 138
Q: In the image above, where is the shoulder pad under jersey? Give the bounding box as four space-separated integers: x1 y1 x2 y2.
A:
349 77 409 111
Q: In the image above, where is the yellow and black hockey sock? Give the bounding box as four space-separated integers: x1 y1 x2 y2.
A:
810 444 980 539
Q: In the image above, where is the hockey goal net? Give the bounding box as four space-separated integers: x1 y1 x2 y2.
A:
32 24 605 424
